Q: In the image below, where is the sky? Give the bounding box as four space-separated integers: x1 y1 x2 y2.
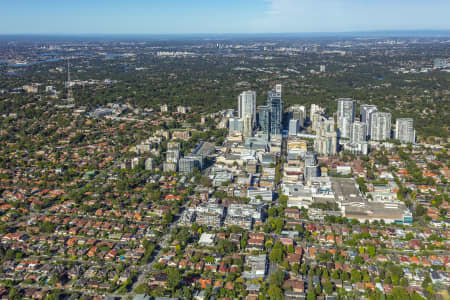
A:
0 0 449 34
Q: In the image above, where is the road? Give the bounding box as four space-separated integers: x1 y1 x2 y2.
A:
128 203 187 295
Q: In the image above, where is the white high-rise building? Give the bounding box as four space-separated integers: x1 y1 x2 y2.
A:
238 91 256 126
314 117 337 156
275 84 282 94
310 104 325 133
360 104 378 138
337 98 355 139
291 105 306 128
370 112 391 141
351 121 367 143
288 119 300 136
395 118 415 144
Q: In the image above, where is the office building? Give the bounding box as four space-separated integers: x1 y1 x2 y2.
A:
360 104 378 137
370 112 391 141
337 98 355 139
288 119 300 136
178 157 196 174
268 89 283 135
258 105 271 133
291 105 306 128
395 118 415 144
238 91 256 126
228 117 243 133
305 165 320 181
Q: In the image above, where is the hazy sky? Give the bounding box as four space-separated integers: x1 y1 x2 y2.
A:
1 0 449 34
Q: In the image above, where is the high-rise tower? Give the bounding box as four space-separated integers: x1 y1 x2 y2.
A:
395 118 415 144
337 98 355 139
238 91 256 126
370 112 391 141
267 89 283 135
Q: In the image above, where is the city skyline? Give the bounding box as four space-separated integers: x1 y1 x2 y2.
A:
1 0 450 35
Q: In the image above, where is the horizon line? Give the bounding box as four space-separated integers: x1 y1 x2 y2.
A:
1 29 450 37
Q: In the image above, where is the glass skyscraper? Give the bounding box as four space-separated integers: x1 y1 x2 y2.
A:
258 105 271 133
267 90 283 135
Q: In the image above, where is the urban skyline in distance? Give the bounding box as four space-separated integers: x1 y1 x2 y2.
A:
1 0 450 35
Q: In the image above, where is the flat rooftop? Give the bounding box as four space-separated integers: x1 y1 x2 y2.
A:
330 177 364 204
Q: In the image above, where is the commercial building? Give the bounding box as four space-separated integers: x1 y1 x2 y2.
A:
290 105 306 128
195 204 225 228
224 204 262 230
288 119 300 136
258 105 271 133
228 118 243 133
267 89 283 135
178 157 197 174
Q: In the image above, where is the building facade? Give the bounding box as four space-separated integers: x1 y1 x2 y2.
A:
360 104 378 138
370 112 392 141
238 91 256 126
395 118 415 144
268 90 283 135
337 98 355 139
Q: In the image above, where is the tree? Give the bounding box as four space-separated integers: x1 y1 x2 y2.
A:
307 291 316 300
301 263 308 276
323 281 333 295
315 283 322 295
134 283 150 294
400 277 409 287
367 245 376 258
199 176 212 187
332 270 340 280
270 269 285 287
279 195 288 208
267 285 284 300
356 177 368 193
422 274 431 289
269 242 285 263
40 221 56 233
9 288 21 300
351 269 361 283
288 244 294 253
166 268 181 290
163 211 173 223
